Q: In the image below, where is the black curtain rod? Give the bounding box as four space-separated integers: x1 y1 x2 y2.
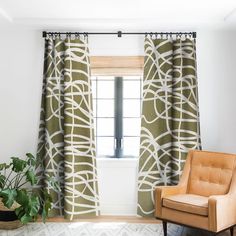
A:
42 31 197 38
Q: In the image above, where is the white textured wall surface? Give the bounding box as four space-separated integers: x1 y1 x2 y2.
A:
197 31 236 153
0 29 236 215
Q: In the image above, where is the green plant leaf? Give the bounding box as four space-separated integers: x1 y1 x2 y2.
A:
43 190 52 202
41 207 47 223
20 214 32 224
46 176 61 191
15 205 24 218
0 175 6 189
28 195 40 216
42 190 52 223
15 189 28 206
26 153 36 166
0 163 9 171
42 200 52 223
41 190 52 223
0 189 17 208
11 157 27 172
26 170 37 185
15 191 40 223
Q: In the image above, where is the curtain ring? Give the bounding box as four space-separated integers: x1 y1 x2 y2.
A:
66 32 71 39
83 32 88 41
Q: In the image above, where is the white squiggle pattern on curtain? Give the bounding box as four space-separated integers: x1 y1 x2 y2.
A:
137 37 201 217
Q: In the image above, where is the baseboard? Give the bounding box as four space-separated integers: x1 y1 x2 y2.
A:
42 215 159 224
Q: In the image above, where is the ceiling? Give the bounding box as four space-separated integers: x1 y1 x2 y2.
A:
0 0 236 31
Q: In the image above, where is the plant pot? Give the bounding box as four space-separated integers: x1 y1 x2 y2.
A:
0 198 22 229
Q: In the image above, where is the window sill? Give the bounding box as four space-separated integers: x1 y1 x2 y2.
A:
96 157 138 168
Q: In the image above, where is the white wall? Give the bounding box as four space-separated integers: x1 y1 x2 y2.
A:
0 29 236 215
197 31 236 153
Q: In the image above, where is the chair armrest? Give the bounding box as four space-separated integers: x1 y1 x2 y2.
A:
155 185 187 218
154 151 191 218
208 194 236 232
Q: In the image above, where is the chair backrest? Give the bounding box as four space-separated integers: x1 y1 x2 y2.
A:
187 150 236 197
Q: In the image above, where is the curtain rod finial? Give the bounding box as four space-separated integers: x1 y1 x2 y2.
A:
117 31 122 37
193 32 197 38
42 31 47 38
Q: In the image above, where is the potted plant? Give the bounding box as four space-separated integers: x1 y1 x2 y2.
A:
0 153 59 229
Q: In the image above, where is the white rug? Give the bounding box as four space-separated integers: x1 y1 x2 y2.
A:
0 222 183 236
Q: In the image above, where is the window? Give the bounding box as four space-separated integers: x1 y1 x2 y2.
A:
91 75 142 158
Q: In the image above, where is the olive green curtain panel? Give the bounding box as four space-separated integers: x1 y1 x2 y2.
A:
37 37 99 220
138 36 201 217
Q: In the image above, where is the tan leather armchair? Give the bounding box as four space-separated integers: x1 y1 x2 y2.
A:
155 150 236 236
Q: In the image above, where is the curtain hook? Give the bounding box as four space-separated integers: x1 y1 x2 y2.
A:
66 32 71 39
83 32 88 39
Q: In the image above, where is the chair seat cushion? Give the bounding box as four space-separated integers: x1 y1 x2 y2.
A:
163 194 208 216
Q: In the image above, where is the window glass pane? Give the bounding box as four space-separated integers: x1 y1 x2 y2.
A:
93 119 96 134
123 118 141 136
92 75 143 158
92 99 96 117
97 118 114 136
97 80 114 98
91 80 97 99
123 79 141 98
123 137 140 157
97 137 114 157
97 99 114 117
123 99 140 117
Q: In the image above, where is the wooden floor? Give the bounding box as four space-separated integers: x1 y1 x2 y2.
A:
43 216 159 223
42 216 234 235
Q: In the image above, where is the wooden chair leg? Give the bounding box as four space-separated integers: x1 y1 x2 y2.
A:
162 221 167 236
230 227 234 236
